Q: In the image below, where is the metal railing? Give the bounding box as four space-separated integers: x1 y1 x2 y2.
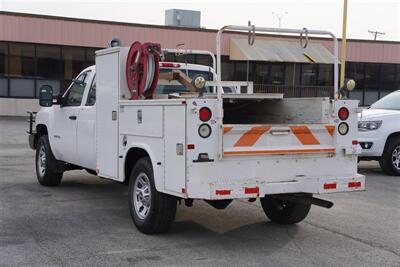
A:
253 84 333 98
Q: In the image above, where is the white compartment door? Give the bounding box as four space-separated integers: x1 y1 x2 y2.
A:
164 105 186 194
96 50 119 179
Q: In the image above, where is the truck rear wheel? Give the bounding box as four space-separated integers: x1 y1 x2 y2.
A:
35 135 63 186
379 137 400 176
260 194 311 224
128 158 177 234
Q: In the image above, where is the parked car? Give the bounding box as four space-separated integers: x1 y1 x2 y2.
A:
358 90 400 175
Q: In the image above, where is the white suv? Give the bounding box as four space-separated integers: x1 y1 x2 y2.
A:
358 90 400 175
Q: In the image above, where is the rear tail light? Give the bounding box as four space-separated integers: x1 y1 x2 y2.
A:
338 122 349 135
338 107 349 120
198 124 212 138
199 107 212 122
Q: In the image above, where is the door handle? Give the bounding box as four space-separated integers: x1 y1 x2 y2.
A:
69 115 77 120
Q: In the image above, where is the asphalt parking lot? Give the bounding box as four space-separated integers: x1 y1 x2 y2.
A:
0 117 399 267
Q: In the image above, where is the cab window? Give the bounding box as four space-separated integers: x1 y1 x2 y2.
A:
63 71 91 106
86 75 96 106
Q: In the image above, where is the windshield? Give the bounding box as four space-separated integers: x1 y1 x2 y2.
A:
156 69 213 94
370 91 400 110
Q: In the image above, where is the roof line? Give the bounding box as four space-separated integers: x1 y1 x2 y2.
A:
1 11 400 44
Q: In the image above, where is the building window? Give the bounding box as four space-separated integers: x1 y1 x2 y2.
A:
9 78 35 97
0 78 7 96
346 62 365 105
234 61 253 81
317 64 333 86
254 63 270 84
9 43 35 77
379 64 396 97
0 42 8 75
221 56 234 81
85 48 97 67
364 63 380 105
300 64 318 85
395 65 400 91
270 64 285 84
37 45 61 79
62 47 85 80
254 63 285 85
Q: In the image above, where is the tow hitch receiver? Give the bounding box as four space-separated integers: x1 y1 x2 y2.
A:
272 194 334 209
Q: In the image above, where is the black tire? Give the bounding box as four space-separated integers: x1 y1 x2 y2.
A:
35 135 63 186
128 158 177 234
260 194 312 224
379 136 400 176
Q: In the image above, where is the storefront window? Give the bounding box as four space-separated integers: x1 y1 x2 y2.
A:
235 61 253 81
301 64 318 85
221 56 234 81
0 42 8 75
9 43 35 77
317 64 333 86
395 65 400 91
37 45 61 79
254 63 269 84
62 47 85 80
270 64 284 84
379 64 396 94
85 48 97 67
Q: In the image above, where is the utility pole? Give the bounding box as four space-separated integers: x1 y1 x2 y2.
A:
340 0 348 88
272 12 288 28
368 30 385 41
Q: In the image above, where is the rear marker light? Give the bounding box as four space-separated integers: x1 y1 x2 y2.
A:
324 183 337 190
338 122 349 135
216 190 231 195
348 181 361 188
187 144 195 150
198 124 212 138
199 107 212 122
338 107 349 120
352 140 359 145
245 187 259 194
160 62 181 68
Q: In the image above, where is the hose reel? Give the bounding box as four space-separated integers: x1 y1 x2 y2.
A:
126 41 161 99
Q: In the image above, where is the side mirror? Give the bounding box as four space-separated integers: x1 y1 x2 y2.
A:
39 85 53 107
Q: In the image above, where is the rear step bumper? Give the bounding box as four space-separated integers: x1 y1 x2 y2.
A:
187 174 365 200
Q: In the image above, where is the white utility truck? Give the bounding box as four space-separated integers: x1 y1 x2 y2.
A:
28 25 365 234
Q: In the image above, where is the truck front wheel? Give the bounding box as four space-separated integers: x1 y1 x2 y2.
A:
35 135 63 186
260 194 311 224
128 158 177 234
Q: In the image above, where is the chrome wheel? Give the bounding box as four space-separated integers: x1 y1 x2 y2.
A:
37 145 46 177
391 145 400 170
133 172 151 219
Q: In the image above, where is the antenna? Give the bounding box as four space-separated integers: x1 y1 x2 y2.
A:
368 30 385 41
272 11 288 28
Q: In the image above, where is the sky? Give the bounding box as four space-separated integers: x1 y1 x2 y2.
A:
1 0 399 41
